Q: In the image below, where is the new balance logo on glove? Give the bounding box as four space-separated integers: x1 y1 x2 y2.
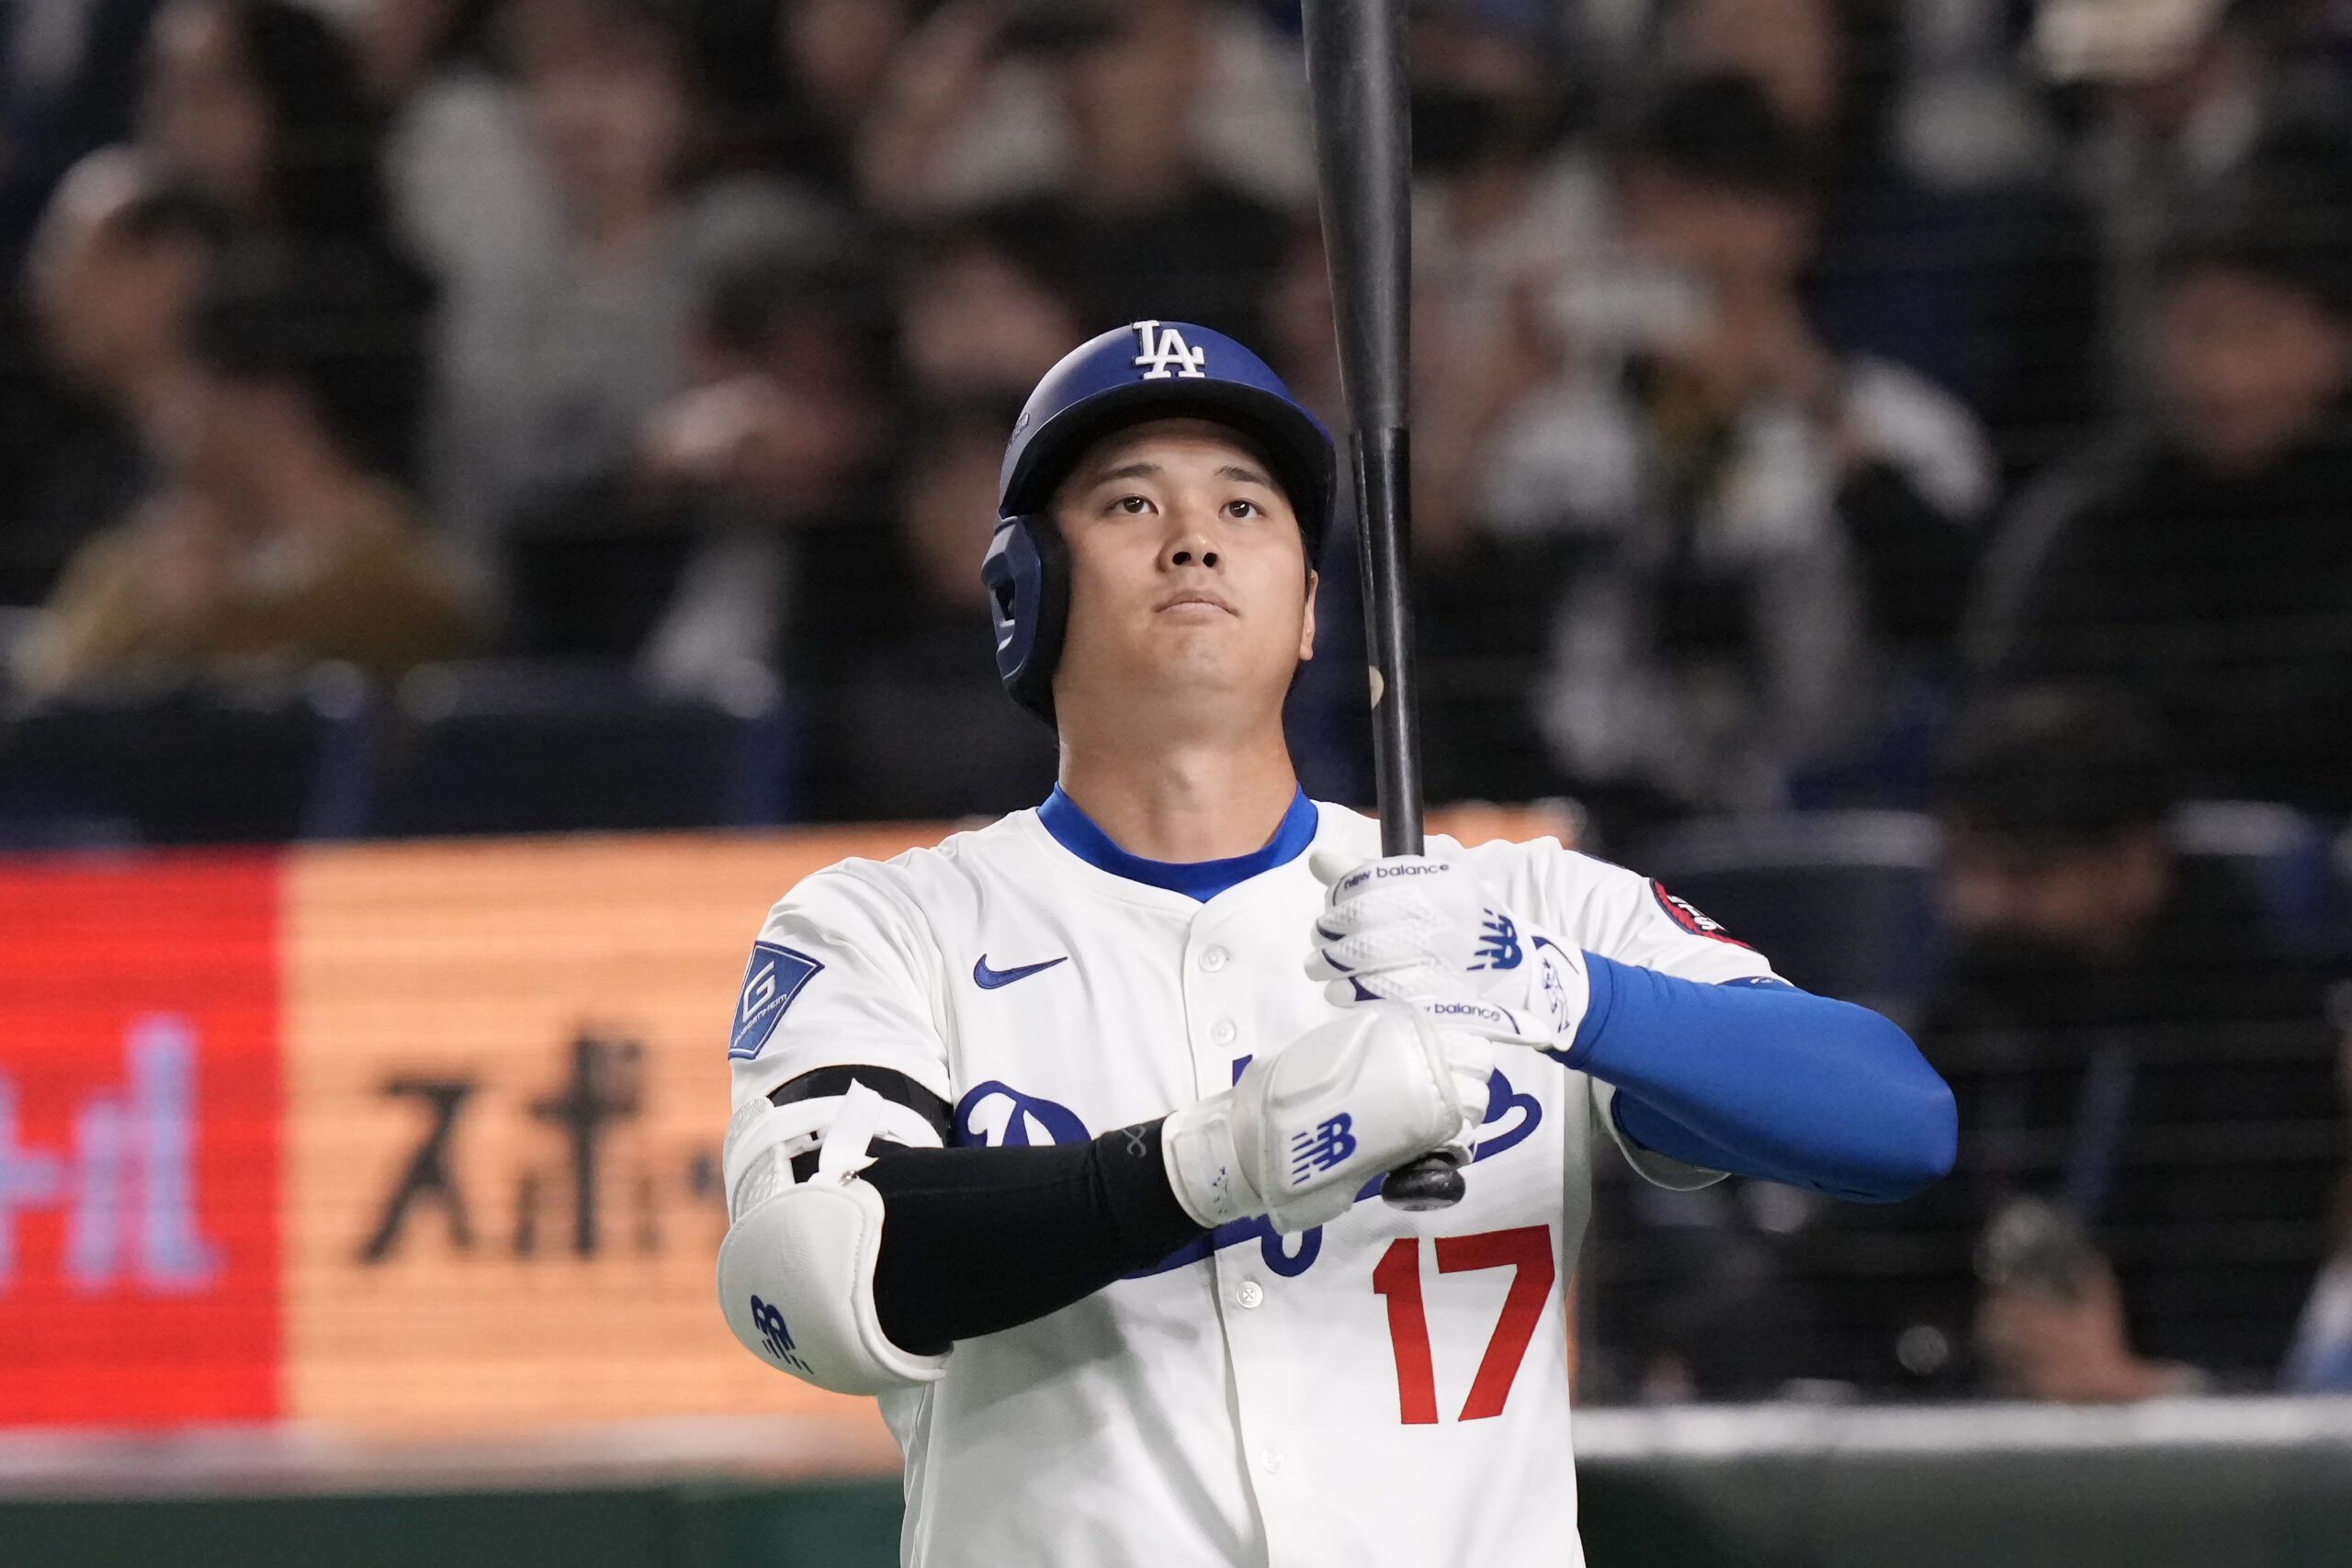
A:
750 1294 811 1375
1471 912 1522 971
1290 1114 1359 1184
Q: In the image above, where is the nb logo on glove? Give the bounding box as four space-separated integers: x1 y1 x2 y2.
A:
1289 1114 1359 1185
751 1294 811 1374
1471 911 1522 971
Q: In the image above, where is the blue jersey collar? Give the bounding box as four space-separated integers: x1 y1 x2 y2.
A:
1038 786 1318 901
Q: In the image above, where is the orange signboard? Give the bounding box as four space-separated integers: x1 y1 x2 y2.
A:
280 829 932 1436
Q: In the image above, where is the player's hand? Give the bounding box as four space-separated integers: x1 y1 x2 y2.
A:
1161 1002 1491 1235
1304 850 1588 1052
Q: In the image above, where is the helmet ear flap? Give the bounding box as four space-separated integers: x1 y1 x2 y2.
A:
978 513 1069 723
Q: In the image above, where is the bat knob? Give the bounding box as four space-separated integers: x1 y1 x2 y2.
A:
1381 1150 1466 1211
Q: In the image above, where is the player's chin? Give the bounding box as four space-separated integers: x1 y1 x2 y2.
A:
1145 645 1298 707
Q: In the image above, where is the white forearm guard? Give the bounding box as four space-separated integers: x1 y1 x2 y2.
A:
716 1080 950 1394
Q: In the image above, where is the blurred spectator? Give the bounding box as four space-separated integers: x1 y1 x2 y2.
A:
767 0 926 201
1580 1168 1828 1404
860 0 1295 344
1529 77 1993 829
136 0 436 479
801 394 1057 821
1871 689 2342 1396
139 0 401 251
1405 0 1600 551
1972 164 2352 812
0 150 227 606
18 243 479 695
859 0 1311 221
359 0 565 297
1005 0 1290 344
429 0 835 546
503 225 892 702
1386 0 1621 808
2032 0 2350 411
1664 0 2104 481
0 0 168 263
0 1 170 637
896 208 1080 400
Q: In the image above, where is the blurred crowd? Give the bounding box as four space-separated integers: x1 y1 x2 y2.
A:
1 0 2351 1405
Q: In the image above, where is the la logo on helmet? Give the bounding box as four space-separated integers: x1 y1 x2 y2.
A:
1131 320 1209 380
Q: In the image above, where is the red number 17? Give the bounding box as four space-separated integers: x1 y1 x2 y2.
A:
1371 1226 1556 1424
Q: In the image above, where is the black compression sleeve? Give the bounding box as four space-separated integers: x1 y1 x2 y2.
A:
859 1122 1207 1356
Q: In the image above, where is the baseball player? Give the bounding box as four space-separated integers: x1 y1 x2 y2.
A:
716 321 1956 1566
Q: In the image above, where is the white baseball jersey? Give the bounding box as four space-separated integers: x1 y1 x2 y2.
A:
729 796 1777 1568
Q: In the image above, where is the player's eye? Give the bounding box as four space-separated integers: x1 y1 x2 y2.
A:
1225 499 1261 520
1111 494 1153 515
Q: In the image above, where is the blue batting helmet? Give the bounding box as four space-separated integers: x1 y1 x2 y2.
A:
981 320 1337 719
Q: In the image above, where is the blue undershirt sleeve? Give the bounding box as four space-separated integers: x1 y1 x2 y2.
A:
1549 955 1956 1202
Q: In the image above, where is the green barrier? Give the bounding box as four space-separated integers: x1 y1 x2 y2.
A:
1575 1398 2352 1568
0 1479 904 1568
8 1400 2352 1568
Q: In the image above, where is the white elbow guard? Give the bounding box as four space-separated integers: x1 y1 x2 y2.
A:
716 1079 950 1393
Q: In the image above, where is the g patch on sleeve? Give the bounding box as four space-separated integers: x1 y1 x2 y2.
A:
729 942 824 1060
1650 882 1750 948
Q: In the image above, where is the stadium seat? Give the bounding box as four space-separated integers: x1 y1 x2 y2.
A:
1631 811 1942 1021
365 660 791 838
0 668 376 847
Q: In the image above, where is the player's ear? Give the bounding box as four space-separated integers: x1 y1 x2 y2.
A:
1296 569 1317 662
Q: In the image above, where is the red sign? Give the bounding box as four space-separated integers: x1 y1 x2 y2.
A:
0 853 280 1425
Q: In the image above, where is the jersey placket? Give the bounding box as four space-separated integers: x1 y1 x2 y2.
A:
1181 892 1317 1555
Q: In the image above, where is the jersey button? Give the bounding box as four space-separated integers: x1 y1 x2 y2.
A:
1211 1019 1238 1046
1236 1280 1263 1309
1200 946 1229 972
1260 1448 1283 1474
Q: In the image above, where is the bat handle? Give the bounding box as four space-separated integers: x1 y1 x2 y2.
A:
1382 1149 1466 1211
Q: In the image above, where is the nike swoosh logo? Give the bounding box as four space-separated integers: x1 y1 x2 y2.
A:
973 954 1069 989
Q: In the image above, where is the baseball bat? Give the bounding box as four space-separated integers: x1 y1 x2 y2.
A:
1300 0 1464 1212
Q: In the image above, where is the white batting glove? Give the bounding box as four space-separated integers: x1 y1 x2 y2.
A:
1304 849 1589 1053
1162 1002 1492 1235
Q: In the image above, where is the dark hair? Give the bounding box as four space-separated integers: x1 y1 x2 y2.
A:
215 0 395 247
902 206 1074 299
189 241 433 482
1626 73 1821 198
1935 687 2179 847
698 229 892 372
2160 155 2352 320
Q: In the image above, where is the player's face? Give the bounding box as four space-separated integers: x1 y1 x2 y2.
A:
1049 418 1316 730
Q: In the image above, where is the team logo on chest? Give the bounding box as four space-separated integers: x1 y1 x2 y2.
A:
1131 320 1209 380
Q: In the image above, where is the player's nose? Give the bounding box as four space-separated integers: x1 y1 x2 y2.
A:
1161 514 1221 571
